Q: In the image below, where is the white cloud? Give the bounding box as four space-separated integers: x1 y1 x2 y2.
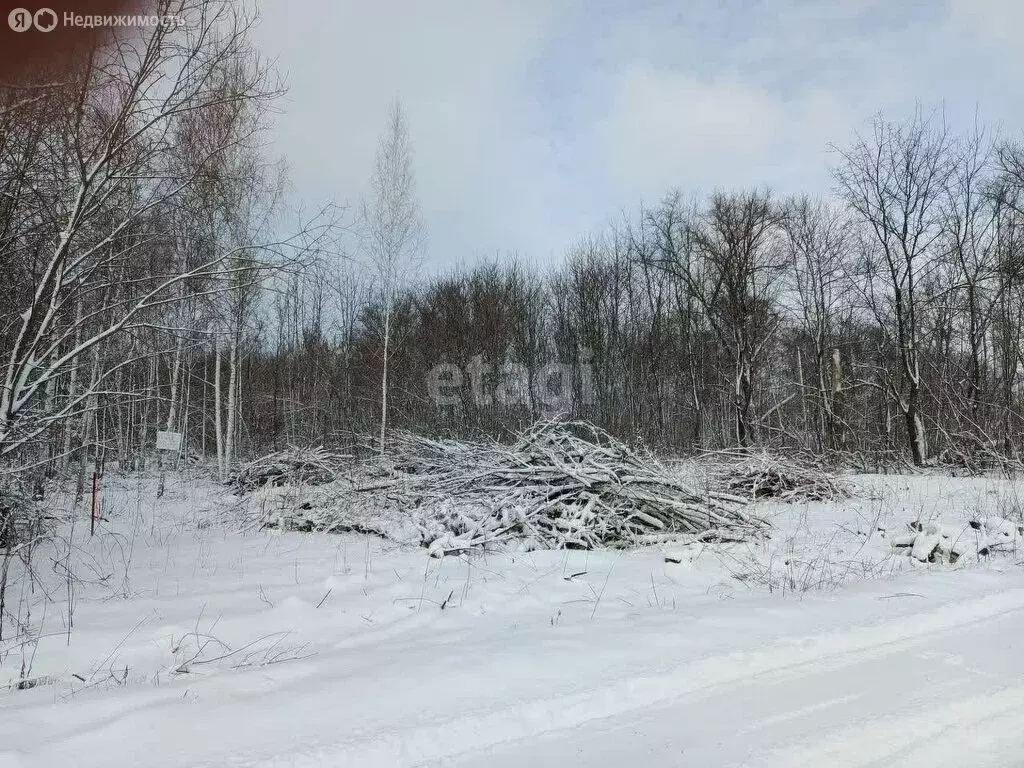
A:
252 0 1024 268
947 0 1024 49
593 68 785 193
583 65 858 203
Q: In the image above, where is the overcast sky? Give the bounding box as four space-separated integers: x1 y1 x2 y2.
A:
252 0 1024 269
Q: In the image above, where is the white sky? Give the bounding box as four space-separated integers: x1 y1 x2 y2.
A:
252 0 1024 269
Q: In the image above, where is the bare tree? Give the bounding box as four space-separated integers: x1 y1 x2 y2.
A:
780 196 851 450
646 190 784 448
178 53 290 478
361 99 424 454
937 124 1007 449
0 0 269 462
834 111 954 465
0 0 339 479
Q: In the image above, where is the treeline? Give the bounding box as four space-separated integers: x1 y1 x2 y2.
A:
246 113 1024 469
4 1 1024 482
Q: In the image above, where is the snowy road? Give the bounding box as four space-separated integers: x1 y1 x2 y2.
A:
12 572 1023 768
440 588 1024 768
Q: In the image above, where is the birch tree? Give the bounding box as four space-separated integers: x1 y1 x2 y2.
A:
362 100 424 454
0 0 317 466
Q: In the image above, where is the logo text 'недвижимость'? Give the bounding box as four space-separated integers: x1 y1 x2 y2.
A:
8 7 184 32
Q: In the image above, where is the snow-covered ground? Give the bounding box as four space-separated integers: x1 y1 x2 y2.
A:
2 470 1024 767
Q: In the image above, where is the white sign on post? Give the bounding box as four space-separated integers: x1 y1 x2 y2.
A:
156 430 183 452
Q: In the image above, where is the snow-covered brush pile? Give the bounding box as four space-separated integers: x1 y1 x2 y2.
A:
227 446 353 494
255 420 769 554
890 517 1024 564
701 450 851 503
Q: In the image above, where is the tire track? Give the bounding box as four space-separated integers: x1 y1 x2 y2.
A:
259 588 1024 767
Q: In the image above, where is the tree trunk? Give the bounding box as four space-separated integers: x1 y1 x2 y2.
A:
225 331 239 471
905 384 926 466
213 339 225 481
379 303 391 455
165 335 184 432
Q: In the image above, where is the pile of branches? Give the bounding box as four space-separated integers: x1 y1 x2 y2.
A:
289 420 768 554
701 449 851 503
227 446 353 494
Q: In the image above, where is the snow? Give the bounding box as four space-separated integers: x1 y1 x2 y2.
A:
1 470 1024 766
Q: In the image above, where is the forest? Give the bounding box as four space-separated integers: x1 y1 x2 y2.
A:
4 0 1024 498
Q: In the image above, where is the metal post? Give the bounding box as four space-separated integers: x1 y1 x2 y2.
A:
90 471 98 536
